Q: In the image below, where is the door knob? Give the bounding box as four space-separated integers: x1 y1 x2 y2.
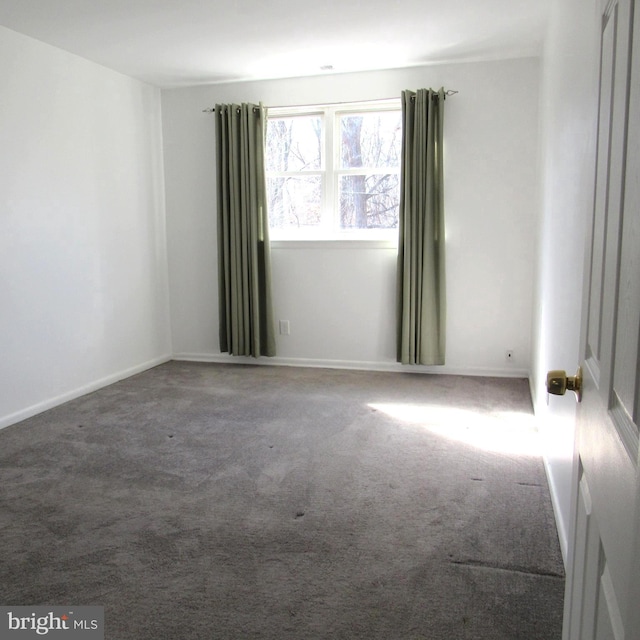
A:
546 367 582 402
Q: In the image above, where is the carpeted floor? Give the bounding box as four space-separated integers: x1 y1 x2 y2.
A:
0 362 564 639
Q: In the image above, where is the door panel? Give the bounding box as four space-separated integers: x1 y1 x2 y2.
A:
595 563 624 640
586 3 616 372
566 470 597 640
563 0 639 638
622 0 640 632
611 0 640 451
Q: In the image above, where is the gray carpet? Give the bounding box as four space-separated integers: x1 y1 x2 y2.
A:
0 362 564 639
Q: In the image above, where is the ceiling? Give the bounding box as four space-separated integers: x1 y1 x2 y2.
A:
0 0 550 88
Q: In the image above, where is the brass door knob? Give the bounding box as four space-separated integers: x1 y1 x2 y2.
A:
546 367 583 402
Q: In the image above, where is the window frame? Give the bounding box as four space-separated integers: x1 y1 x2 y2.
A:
265 99 401 242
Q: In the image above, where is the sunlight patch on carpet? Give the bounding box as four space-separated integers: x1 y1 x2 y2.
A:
369 403 540 456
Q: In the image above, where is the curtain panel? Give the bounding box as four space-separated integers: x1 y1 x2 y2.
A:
396 88 446 365
214 102 276 357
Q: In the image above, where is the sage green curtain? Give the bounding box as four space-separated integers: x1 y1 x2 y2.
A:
396 88 446 365
215 102 276 357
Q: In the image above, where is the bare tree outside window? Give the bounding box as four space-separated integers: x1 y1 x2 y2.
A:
266 115 323 229
265 103 401 236
339 111 401 229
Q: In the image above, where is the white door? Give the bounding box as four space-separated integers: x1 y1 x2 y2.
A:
560 0 640 638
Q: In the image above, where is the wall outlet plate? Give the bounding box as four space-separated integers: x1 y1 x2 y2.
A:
279 320 290 335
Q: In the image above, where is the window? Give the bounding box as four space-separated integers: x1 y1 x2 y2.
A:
265 100 401 240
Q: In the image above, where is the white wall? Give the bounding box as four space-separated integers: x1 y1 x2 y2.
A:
0 26 172 429
162 58 540 376
532 0 600 561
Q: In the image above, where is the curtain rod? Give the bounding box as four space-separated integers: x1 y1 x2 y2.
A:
202 90 458 113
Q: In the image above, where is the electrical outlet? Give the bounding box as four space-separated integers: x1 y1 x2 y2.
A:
505 349 514 363
279 320 290 335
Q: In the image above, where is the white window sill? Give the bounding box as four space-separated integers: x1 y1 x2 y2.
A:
270 235 398 250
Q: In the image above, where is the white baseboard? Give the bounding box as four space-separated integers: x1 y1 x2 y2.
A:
530 375 571 568
540 445 570 568
1 352 529 433
532 384 570 569
172 352 529 378
0 354 172 431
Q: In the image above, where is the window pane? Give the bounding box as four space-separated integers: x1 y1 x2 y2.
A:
267 176 322 229
339 174 399 229
266 116 322 172
340 111 401 169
